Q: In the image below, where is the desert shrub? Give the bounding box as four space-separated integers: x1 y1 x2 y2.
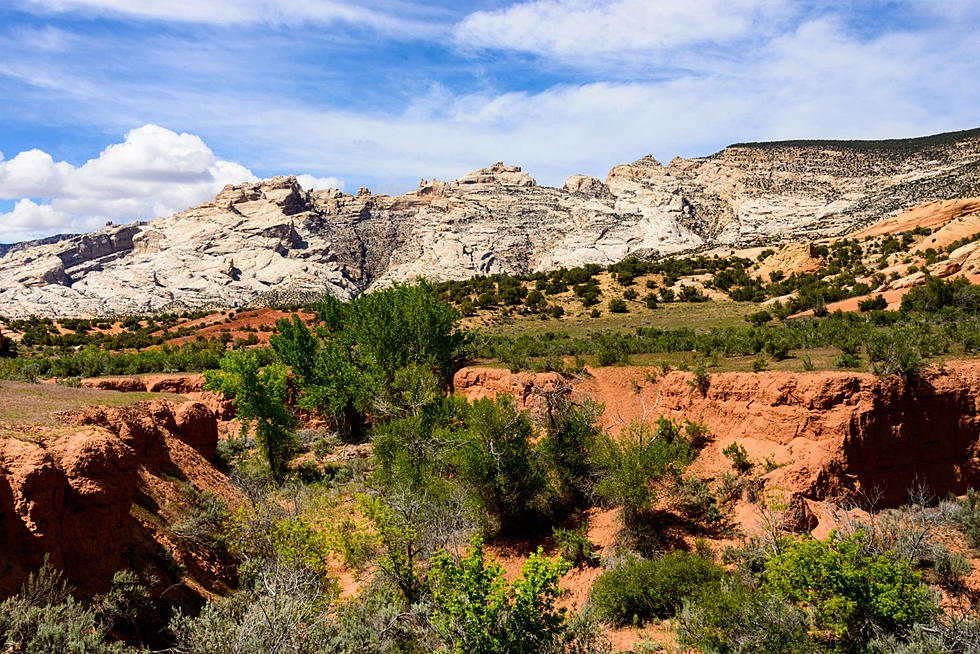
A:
868 331 924 381
679 285 709 302
678 580 816 654
596 338 630 367
859 295 888 312
427 539 570 654
676 476 723 526
169 565 336 654
930 544 971 591
747 310 772 326
751 352 769 372
624 288 639 301
688 361 710 397
0 557 130 654
594 417 696 531
951 488 980 546
590 553 724 626
173 489 230 553
608 298 628 313
764 534 936 649
643 292 658 309
537 397 605 510
552 522 599 568
457 395 546 534
723 442 752 473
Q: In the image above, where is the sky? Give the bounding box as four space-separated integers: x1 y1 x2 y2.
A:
1 0 979 243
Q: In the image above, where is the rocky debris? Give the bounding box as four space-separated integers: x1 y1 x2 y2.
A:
454 362 980 507
2 128 980 317
0 399 233 598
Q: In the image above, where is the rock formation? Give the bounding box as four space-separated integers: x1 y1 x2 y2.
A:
0 398 235 599
454 362 980 507
2 128 979 317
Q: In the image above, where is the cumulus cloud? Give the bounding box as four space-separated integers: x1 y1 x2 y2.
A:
0 125 342 242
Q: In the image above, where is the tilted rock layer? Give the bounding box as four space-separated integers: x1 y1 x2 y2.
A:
2 129 979 317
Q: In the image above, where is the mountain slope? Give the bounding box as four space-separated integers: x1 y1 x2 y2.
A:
2 128 979 317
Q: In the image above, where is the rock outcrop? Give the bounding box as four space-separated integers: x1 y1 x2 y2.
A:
0 399 234 599
2 128 979 317
454 362 980 506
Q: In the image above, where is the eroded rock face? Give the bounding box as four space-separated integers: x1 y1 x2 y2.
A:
454 362 980 506
2 129 979 317
0 400 228 597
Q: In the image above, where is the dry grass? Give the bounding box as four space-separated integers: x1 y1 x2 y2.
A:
0 380 182 425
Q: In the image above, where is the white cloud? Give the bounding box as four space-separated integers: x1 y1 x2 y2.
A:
20 0 440 33
296 174 344 191
0 125 343 242
456 0 790 58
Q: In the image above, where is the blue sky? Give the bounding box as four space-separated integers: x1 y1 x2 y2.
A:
1 0 979 242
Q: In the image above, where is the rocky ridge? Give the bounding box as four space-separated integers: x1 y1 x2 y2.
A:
2 128 979 317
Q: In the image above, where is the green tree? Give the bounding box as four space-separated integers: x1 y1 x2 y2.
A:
204 350 297 482
595 417 695 531
457 395 545 534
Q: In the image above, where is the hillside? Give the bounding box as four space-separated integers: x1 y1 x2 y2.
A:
1 127 979 318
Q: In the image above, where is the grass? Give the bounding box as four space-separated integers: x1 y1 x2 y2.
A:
478 298 759 339
0 380 183 425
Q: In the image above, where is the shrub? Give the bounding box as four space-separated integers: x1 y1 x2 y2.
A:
608 298 628 313
595 418 695 531
428 539 569 654
858 295 888 311
537 398 604 509
678 581 815 654
688 361 710 397
591 553 724 626
457 395 545 534
765 534 936 648
552 522 599 568
623 288 639 301
0 556 127 654
679 285 709 302
676 477 723 526
952 488 980 546
931 544 971 591
751 352 769 372
723 442 752 473
643 292 658 310
747 310 772 326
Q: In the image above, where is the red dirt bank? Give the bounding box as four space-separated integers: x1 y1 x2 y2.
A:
455 363 980 506
0 397 236 601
